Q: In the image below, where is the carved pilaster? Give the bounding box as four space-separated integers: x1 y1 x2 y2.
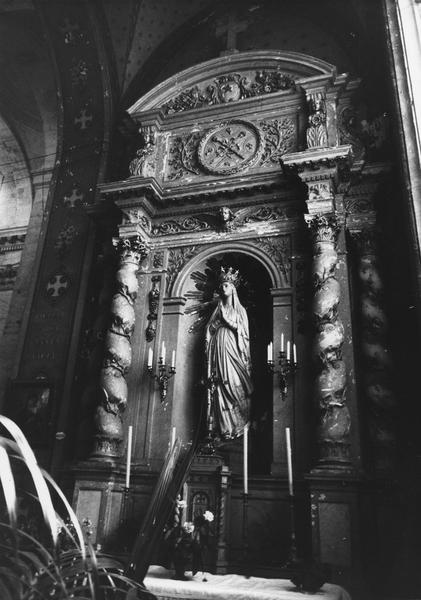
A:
92 235 149 459
305 214 351 469
351 229 396 474
306 91 328 149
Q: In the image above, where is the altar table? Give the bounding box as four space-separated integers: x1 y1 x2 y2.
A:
144 566 351 600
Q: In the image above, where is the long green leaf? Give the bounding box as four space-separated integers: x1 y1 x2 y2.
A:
0 417 58 545
0 446 17 529
42 469 86 561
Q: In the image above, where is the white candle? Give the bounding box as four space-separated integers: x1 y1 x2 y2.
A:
148 347 153 368
171 426 176 448
243 424 249 495
281 333 284 353
287 341 290 361
161 342 166 365
171 350 176 369
267 342 273 363
293 343 297 365
125 425 133 489
285 427 294 496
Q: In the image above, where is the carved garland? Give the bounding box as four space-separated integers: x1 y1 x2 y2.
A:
162 69 296 115
93 235 149 458
305 214 351 466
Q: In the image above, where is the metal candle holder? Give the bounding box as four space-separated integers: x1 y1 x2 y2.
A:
268 351 298 401
148 357 176 401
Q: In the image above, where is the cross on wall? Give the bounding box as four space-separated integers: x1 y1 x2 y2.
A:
46 274 70 298
74 108 93 130
215 10 249 56
63 187 84 208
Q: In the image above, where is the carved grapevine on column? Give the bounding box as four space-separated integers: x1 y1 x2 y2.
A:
305 214 351 467
352 230 396 472
93 235 149 458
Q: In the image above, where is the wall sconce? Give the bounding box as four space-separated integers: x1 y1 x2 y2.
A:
147 342 176 401
267 334 298 401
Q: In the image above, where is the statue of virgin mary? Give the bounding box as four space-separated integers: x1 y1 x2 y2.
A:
205 267 253 440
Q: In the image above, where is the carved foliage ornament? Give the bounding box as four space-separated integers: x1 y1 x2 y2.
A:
305 214 340 245
167 118 295 181
162 69 296 115
166 246 198 294
152 216 210 236
115 235 150 264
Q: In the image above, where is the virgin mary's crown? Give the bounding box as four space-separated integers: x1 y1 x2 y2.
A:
219 266 239 286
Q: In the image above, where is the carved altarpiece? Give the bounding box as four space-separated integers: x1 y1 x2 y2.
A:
72 51 392 585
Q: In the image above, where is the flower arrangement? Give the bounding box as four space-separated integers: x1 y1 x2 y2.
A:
164 499 214 580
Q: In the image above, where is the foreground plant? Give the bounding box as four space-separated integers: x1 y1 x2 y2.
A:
0 415 156 600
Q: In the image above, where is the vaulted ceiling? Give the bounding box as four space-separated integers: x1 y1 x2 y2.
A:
0 0 388 197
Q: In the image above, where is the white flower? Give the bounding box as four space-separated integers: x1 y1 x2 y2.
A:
183 521 195 534
203 510 214 522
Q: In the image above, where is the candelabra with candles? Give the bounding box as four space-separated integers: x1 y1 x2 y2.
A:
267 334 298 401
147 342 176 401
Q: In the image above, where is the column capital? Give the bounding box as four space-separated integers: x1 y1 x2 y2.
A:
283 145 353 215
113 234 150 264
305 213 341 245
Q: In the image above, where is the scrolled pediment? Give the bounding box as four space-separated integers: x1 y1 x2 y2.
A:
129 50 336 116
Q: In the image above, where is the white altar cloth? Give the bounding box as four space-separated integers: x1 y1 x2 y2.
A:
144 565 351 600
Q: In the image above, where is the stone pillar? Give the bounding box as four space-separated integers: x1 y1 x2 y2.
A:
305 214 351 469
351 229 396 474
92 234 149 459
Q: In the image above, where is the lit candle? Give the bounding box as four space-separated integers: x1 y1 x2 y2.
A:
243 423 249 495
293 343 297 365
148 347 153 368
161 342 166 365
281 333 284 353
125 425 133 489
171 350 176 369
285 427 294 496
171 426 176 448
287 341 290 361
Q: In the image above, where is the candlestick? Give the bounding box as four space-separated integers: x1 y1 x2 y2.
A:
267 342 273 363
287 341 290 361
125 425 133 489
281 333 284 353
243 423 249 495
148 347 153 369
285 427 294 496
171 350 176 370
293 343 297 365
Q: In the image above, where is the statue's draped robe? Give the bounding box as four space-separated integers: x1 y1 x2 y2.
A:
206 292 253 439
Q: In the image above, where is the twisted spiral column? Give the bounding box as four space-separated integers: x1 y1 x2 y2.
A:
352 230 396 473
305 214 351 468
92 235 149 459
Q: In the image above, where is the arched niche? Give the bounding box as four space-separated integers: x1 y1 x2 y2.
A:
172 248 274 473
